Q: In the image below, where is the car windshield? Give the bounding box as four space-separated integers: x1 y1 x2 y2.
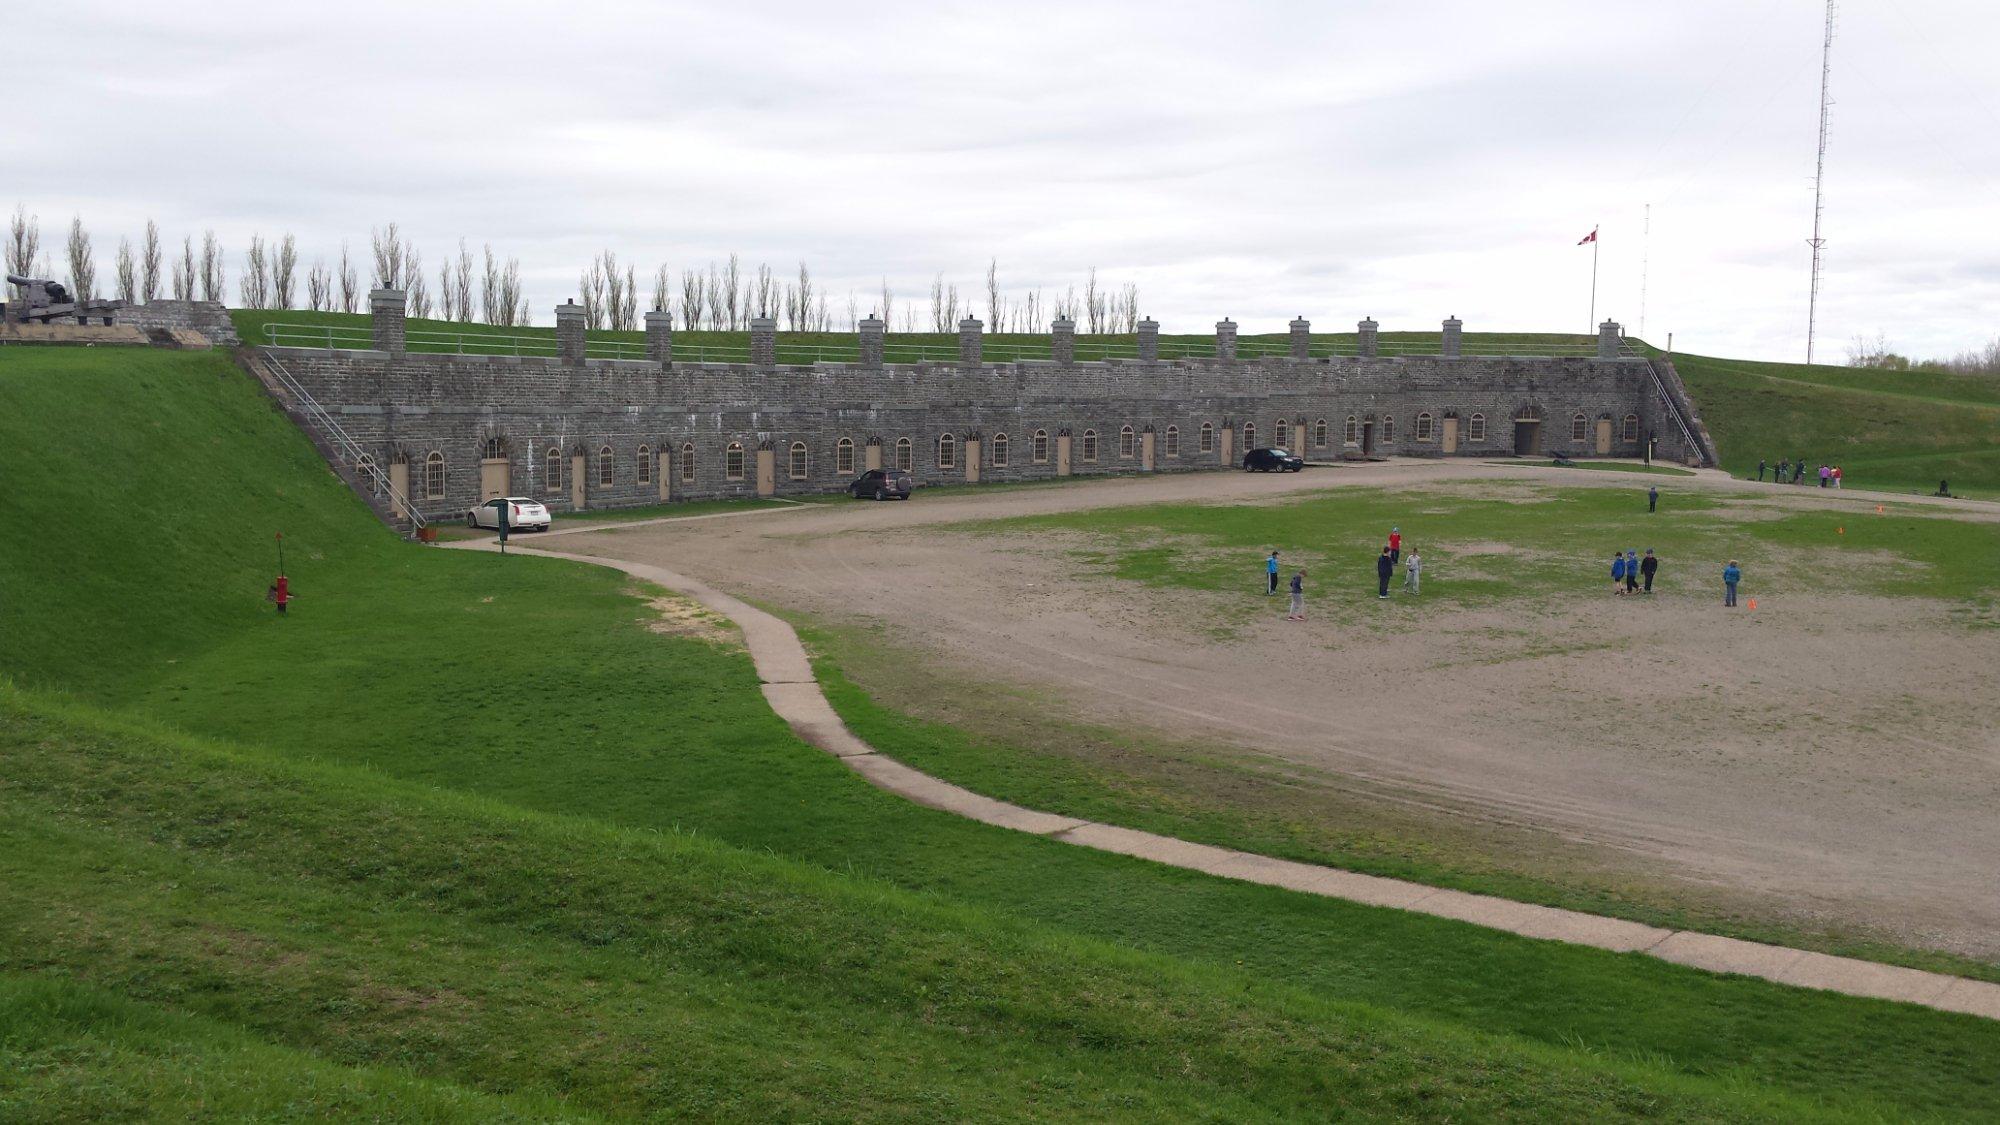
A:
1268 449 1291 457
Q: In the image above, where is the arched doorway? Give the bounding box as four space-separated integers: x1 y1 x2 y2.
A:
479 436 510 501
1513 406 1543 456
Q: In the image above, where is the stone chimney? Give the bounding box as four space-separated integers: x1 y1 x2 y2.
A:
1136 317 1159 361
555 300 586 364
1441 315 1463 358
1215 318 1237 360
750 317 776 367
858 314 885 369
1289 316 1312 360
959 316 983 366
370 288 406 354
1052 315 1076 364
1598 319 1623 359
644 309 673 365
1357 316 1379 358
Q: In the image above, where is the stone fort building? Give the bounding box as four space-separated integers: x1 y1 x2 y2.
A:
249 291 1715 526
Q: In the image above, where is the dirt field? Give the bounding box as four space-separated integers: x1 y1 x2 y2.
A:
553 463 2000 960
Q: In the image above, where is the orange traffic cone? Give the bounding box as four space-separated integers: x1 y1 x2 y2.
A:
1747 598 1757 611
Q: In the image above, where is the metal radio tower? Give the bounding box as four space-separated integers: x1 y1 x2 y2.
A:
1806 0 1837 365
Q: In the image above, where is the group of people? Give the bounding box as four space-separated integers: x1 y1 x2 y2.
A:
1264 526 1422 621
1609 549 1660 594
1757 458 1844 488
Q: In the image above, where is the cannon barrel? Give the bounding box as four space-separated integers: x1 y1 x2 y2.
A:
5 274 39 287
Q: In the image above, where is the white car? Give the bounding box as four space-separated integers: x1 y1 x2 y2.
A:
466 496 551 532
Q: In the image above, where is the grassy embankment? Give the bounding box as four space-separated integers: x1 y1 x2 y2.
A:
6 346 2000 1118
801 483 2000 978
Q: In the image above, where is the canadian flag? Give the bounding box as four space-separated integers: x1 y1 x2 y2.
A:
1577 228 1598 245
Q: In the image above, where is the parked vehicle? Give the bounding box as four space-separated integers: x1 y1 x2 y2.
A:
847 469 914 500
1242 447 1305 472
466 496 552 531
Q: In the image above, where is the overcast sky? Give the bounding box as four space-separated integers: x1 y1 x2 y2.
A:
14 0 1999 361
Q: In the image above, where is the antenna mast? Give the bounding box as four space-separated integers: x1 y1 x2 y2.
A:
1806 0 1837 365
1640 202 1650 340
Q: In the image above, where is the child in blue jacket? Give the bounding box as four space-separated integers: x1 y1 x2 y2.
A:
1723 560 1742 607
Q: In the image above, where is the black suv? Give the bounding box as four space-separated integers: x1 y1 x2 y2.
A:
848 468 914 500
1242 447 1305 472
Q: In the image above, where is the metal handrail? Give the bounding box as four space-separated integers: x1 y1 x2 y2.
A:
1644 357 1707 462
259 349 427 532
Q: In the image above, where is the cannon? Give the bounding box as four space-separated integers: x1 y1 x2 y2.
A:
3 273 122 325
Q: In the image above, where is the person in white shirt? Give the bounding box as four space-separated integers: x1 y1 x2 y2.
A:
1404 549 1422 594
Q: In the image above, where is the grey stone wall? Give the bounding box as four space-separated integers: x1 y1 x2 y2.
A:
115 299 240 345
267 342 1670 522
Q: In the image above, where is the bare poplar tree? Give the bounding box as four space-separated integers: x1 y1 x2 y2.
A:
273 235 298 309
65 217 96 302
337 244 359 312
879 278 894 330
452 240 473 323
406 246 431 318
139 220 162 302
199 231 224 302
722 254 742 329
680 268 704 330
618 263 638 330
600 252 623 328
814 292 830 332
306 258 331 311
986 259 1003 332
113 237 137 303
239 234 270 308
579 257 606 329
499 257 525 327
1119 282 1139 332
5 205 39 278
930 273 946 331
171 236 195 300
370 223 405 288
651 264 670 313
846 290 858 331
794 262 814 331
753 262 776 320
436 260 456 321
480 245 501 324
705 261 726 329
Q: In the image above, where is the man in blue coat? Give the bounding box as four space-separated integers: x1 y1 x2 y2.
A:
1376 547 1395 599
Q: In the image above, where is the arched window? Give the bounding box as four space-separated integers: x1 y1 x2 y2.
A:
1198 422 1214 454
1468 413 1487 442
424 451 445 499
1416 412 1435 441
597 445 614 487
1314 418 1328 448
725 442 745 480
938 432 956 470
1165 425 1180 457
789 440 809 480
1571 413 1589 442
355 454 380 496
481 436 505 459
1274 418 1288 448
895 437 913 471
1242 422 1256 449
992 432 1009 467
1344 415 1358 444
1119 425 1135 458
1032 429 1049 463
544 446 562 491
1081 429 1099 462
1623 414 1641 442
836 437 855 475
636 444 653 485
680 443 696 482
1382 415 1396 442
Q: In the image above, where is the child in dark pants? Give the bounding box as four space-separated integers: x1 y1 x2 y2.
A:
1640 549 1658 593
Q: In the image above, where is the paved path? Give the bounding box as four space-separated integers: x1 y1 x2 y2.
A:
447 536 2000 1023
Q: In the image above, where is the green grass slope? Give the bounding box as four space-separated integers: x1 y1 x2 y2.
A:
5 345 2000 1119
1667 350 2000 498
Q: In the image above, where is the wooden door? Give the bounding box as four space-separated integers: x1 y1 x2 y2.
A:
1140 431 1155 471
1595 418 1613 455
1441 416 1459 454
479 458 509 501
1056 434 1072 475
1219 425 1234 464
865 442 882 471
570 454 586 510
756 447 776 496
389 461 410 520
964 438 981 483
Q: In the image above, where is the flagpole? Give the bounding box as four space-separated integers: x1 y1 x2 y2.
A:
1588 228 1599 333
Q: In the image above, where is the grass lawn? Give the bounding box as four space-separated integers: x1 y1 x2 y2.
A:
1666 349 2000 498
6 345 2000 1119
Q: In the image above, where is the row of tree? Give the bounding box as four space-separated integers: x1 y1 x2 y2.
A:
1847 330 2000 377
7 205 1146 336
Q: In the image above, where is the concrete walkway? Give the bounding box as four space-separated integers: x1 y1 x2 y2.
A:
450 539 2000 1023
